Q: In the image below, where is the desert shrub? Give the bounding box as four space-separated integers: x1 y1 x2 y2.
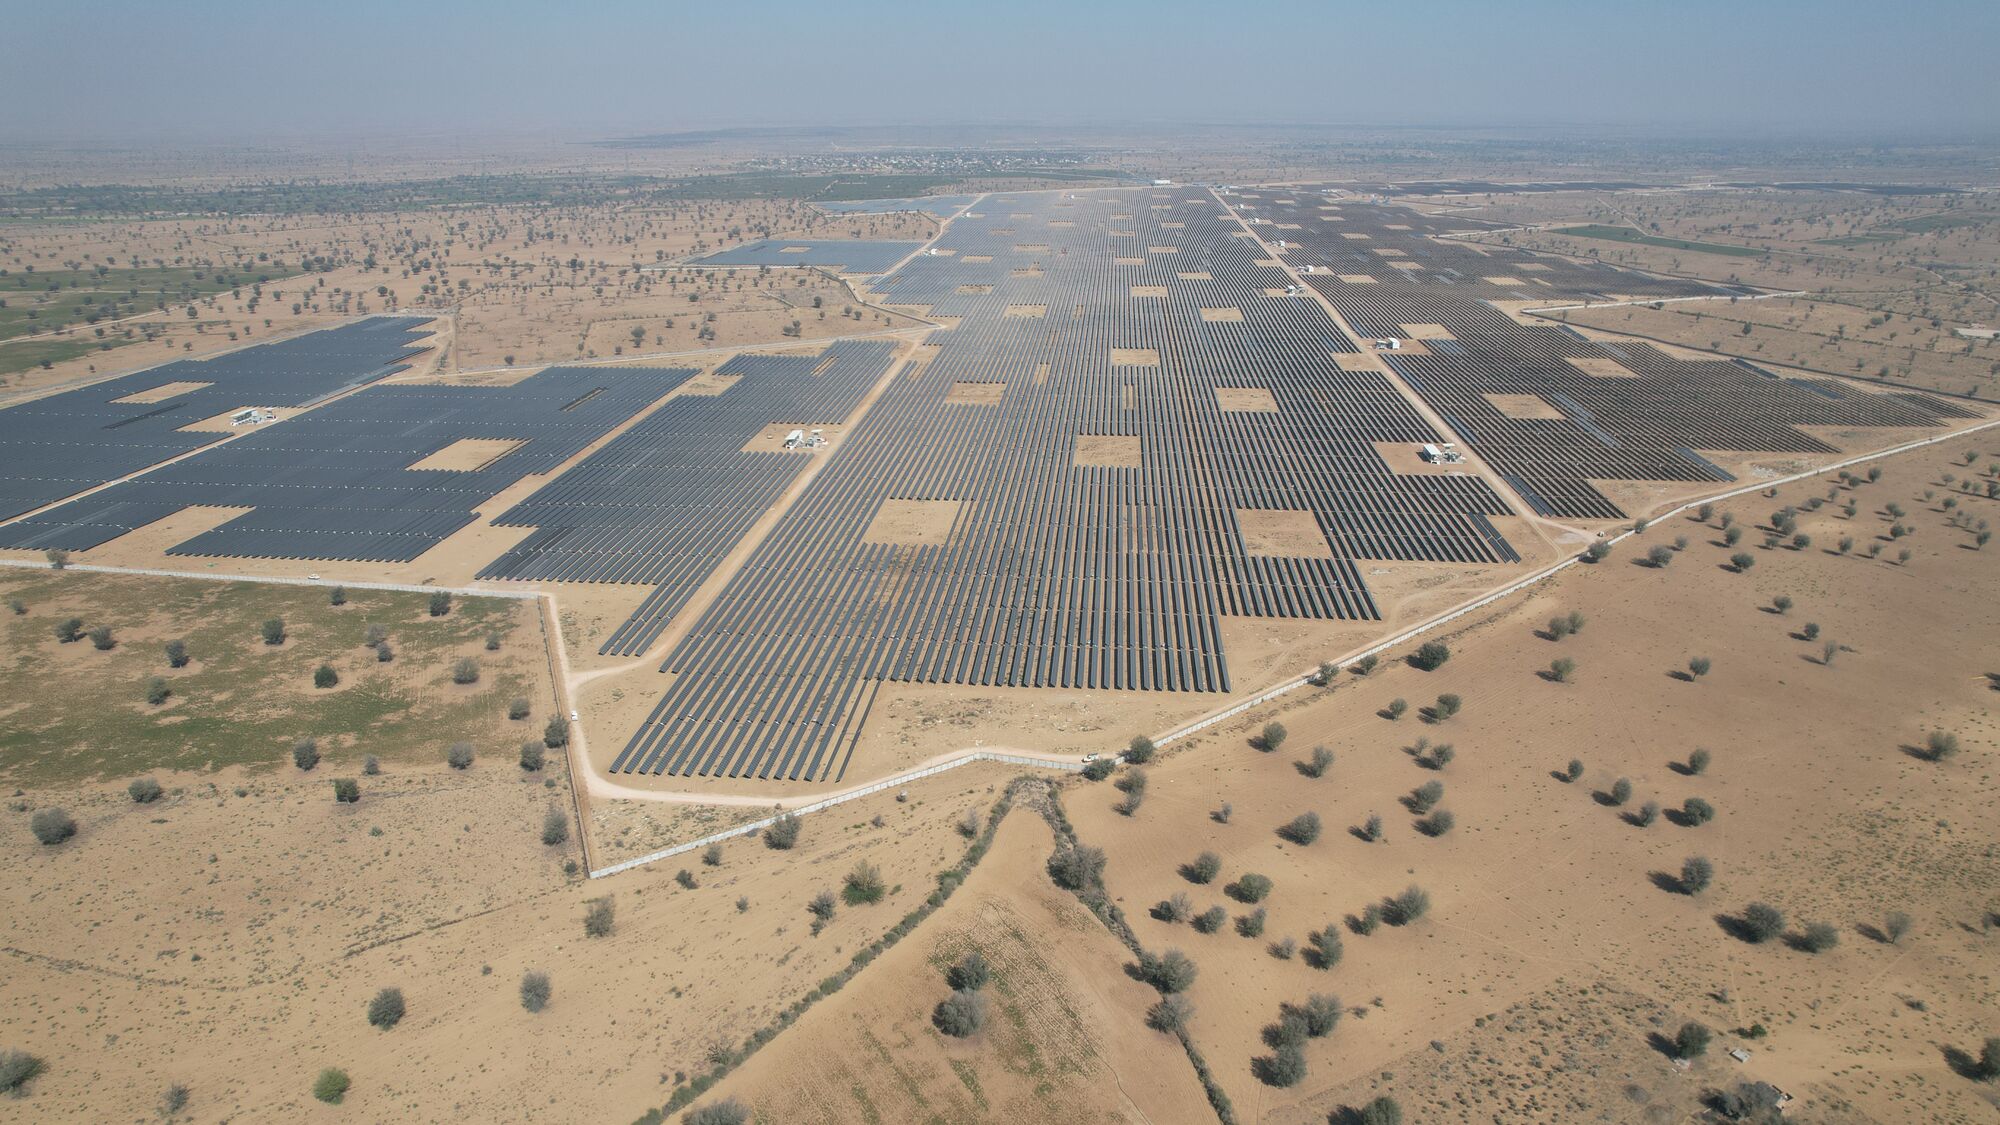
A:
312 1068 349 1104
956 807 981 838
88 625 116 650
0 1048 43 1095
375 641 394 663
1410 779 1444 813
446 741 474 769
367 987 405 1029
543 714 570 749
1114 767 1148 815
1297 993 1342 1037
1680 855 1714 894
1798 921 1839 953
1385 884 1431 926
163 638 189 668
1125 735 1156 764
1146 994 1193 1033
1742 902 1785 943
1687 747 1711 775
702 843 724 867
1259 1043 1307 1087
1687 656 1712 678
484 631 502 652
1047 844 1106 890
54 617 84 643
541 807 569 846
1585 540 1611 562
332 778 360 804
1237 907 1267 938
519 740 545 771
1307 925 1343 969
1412 640 1451 670
362 755 379 776
1349 653 1379 676
1564 758 1584 782
1185 850 1222 884
1355 1096 1404 1125
160 1082 190 1116
1924 731 1960 761
1386 697 1408 721
328 585 347 606
1138 948 1198 993
1730 552 1754 572
1353 903 1383 934
1311 660 1337 686
293 738 319 771
1427 743 1455 769
1193 906 1228 933
1154 892 1193 924
1647 544 1673 567
451 657 480 685
520 970 552 1013
1549 656 1576 682
946 951 990 992
1547 614 1574 640
1432 692 1462 720
1416 809 1455 836
1229 873 1274 903
1633 801 1658 828
1359 813 1384 842
685 1099 751 1125
313 664 339 689
1772 594 1793 615
934 989 986 1037
1081 757 1115 781
1272 937 1297 960
675 869 697 890
1715 1081 1785 1120
1278 811 1322 845
508 696 531 721
428 590 452 616
842 861 886 905
127 776 163 803
584 896 615 938
363 623 388 648
5 598 22 615
1682 797 1716 825
1883 911 1911 944
29 807 75 845
1301 744 1334 778
1213 801 1232 824
145 676 171 706
1724 525 1745 546
1973 1037 2000 1081
261 617 286 645
1675 1021 1712 1059
1258 721 1288 751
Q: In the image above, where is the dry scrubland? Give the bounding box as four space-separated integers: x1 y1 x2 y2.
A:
0 200 931 393
701 435 2000 1124
1440 189 2000 400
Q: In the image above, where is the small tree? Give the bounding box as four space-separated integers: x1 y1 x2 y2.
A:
1386 697 1408 721
1675 1021 1712 1060
1356 1097 1403 1125
328 584 347 606
1237 907 1268 937
30 807 76 845
312 1068 349 1104
934 989 986 1037
543 714 570 749
1349 653 1379 676
1647 544 1673 568
1139 949 1198 993
1682 797 1716 825
1549 657 1576 683
1193 905 1228 933
145 676 171 706
583 896 615 938
1564 758 1584 783
1730 552 1754 573
842 860 886 905
1742 902 1785 943
313 664 339 689
1146 994 1193 1033
1687 656 1712 679
261 617 286 645
1412 640 1451 670
1048 844 1106 890
1608 777 1633 806
520 970 552 1013
1261 1043 1307 1087
1432 692 1462 721
1973 1037 2000 1082
88 625 115 650
1385 885 1431 925
1410 780 1444 813
1680 855 1714 894
1302 744 1334 778
1082 758 1115 781
160 1082 190 1117
1278 811 1322 845
508 696 531 720
519 741 545 771
1359 812 1384 842
428 591 452 617
1585 540 1611 563
128 776 163 803
1155 892 1193 924
45 548 69 569
1883 911 1911 944
541 807 569 846
363 755 380 776
332 778 360 804
1725 526 1745 547
947 951 990 992
451 657 480 685
1822 641 1839 665
1297 993 1342 1037
1547 614 1575 640
293 738 319 771
164 638 189 667
1185 851 1222 884
1417 809 1456 836
1923 731 1960 762
446 741 474 769
1125 735 1156 764
1688 748 1711 775
1228 873 1273 903
1799 921 1839 953
1258 721 1288 752
54 616 84 643
703 843 724 867
367 987 405 1029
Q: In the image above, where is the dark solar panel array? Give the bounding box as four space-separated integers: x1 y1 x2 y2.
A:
479 340 897 655
1233 192 1976 519
614 188 1519 783
0 365 675 560
688 239 926 274
0 317 432 521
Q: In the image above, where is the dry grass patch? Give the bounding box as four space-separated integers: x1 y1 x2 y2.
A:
1338 274 1379 284
861 498 963 546
1399 322 1455 340
1235 507 1333 558
962 254 994 263
1568 356 1640 378
1003 305 1048 319
1483 276 1528 287
945 382 1005 406
109 380 213 404
406 437 527 472
1110 348 1159 367
1073 434 1142 468
1147 246 1180 255
1214 386 1279 413
1131 285 1169 298
1199 307 1245 322
1342 232 1374 241
1484 393 1566 419
955 284 994 295
1177 271 1213 280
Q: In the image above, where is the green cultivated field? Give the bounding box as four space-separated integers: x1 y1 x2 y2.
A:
1553 224 1765 257
0 570 544 784
0 265 279 342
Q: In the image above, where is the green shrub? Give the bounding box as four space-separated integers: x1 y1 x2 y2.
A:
947 951 990 991
1138 948 1198 993
30 807 76 845
933 989 986 1037
451 658 480 685
764 812 801 850
1047 845 1105 890
1742 902 1785 943
88 625 116 650
541 808 569 846
128 776 163 803
1682 797 1716 825
1564 758 1584 782
1146 994 1193 1033
446 741 474 769
313 664 338 689
1307 925 1343 969
332 778 360 804
428 591 452 616
1385 885 1430 926
544 714 570 749
1412 640 1451 670
685 1098 751 1125
366 987 405 1029
1687 747 1711 775
584 896 615 938
1302 744 1334 778
1386 697 1408 720
1608 777 1632 806
1356 1096 1403 1125
1192 906 1228 934
1680 856 1713 894
1687 656 1711 678
144 676 171 706
1549 656 1576 682
1125 735 1156 764
520 740 545 771
1278 811 1322 845
1258 721 1287 751
520 970 552 1012
54 617 84 643
1416 809 1455 836
0 1049 43 1095
293 738 319 771
1675 1021 1711 1059
311 1067 349 1104
1185 851 1221 884
163 638 189 668
508 696 531 721
1228 873 1273 903
261 617 285 645
841 861 886 906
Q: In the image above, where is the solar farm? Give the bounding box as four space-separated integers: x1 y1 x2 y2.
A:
1 185 1988 791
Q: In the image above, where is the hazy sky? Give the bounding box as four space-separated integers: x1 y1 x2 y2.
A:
4 0 1995 142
